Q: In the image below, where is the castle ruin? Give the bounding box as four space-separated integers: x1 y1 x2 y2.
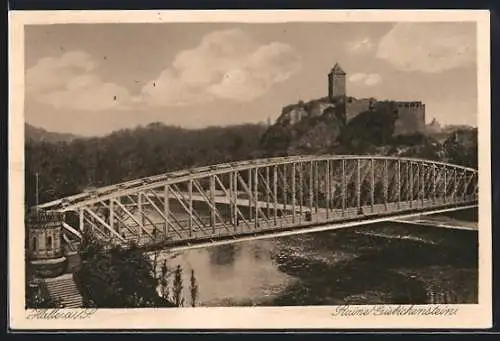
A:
276 63 426 136
328 63 426 135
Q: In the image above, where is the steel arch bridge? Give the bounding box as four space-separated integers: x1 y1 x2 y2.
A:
36 155 478 251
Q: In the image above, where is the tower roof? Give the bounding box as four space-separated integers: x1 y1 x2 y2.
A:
330 63 346 75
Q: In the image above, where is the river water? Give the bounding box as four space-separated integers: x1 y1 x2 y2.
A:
152 212 478 307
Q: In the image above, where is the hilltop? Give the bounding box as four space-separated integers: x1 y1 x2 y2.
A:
258 96 477 168
258 62 476 167
259 97 402 155
25 123 80 143
24 122 268 207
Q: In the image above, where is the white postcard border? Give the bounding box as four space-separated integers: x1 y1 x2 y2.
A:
8 9 492 330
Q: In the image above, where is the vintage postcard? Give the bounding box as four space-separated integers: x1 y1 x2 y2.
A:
8 10 491 330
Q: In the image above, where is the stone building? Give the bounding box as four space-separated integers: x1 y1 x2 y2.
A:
27 209 82 278
329 63 426 135
274 62 426 136
328 63 346 100
27 210 67 277
26 209 84 308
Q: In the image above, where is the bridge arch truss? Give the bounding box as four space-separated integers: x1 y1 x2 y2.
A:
36 155 478 250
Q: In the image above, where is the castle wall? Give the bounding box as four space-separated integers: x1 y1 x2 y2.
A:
346 98 375 122
393 102 426 135
309 101 335 117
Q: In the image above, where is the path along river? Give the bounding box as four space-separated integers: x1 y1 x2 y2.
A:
150 209 478 306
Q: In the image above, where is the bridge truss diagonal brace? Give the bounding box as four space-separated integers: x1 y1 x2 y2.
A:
276 166 288 206
213 173 252 230
126 194 161 234
257 167 286 222
61 232 77 252
190 177 231 232
470 173 479 197
98 200 139 237
149 188 195 236
112 198 156 240
236 170 271 224
142 189 185 239
83 215 109 240
460 171 475 199
449 169 467 200
83 206 127 243
62 221 82 239
168 183 210 234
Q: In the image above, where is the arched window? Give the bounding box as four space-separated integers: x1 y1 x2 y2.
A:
46 236 53 251
32 237 37 251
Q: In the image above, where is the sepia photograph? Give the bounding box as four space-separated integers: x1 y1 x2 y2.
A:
8 10 491 329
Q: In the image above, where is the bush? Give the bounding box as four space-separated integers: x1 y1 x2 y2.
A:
338 109 398 152
74 228 175 308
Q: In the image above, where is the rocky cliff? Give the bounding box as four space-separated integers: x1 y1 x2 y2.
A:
259 97 477 168
260 97 398 155
260 98 345 155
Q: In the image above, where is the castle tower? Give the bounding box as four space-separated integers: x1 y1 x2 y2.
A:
27 210 67 278
328 63 346 100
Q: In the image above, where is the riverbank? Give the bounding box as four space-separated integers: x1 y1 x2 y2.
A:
267 222 477 306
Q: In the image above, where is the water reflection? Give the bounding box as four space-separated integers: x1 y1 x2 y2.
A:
155 239 295 306
208 244 238 267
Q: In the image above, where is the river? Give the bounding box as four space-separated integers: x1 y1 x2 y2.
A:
151 211 478 307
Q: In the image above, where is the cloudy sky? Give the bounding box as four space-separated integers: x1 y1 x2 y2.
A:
25 22 477 136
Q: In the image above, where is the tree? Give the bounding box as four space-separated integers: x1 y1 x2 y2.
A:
74 228 175 308
25 123 267 206
443 129 478 168
172 265 184 307
25 271 61 308
190 269 199 307
159 260 169 301
338 109 398 152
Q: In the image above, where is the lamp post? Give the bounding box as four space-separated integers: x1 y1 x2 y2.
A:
35 172 39 212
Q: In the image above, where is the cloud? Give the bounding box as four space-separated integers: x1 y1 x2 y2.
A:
141 29 302 107
376 23 475 73
348 72 382 86
26 50 132 111
364 74 382 86
346 37 374 53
